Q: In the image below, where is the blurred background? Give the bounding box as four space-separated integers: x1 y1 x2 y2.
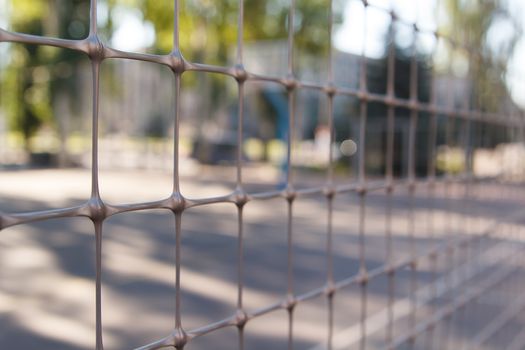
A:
1 0 525 349
0 0 524 187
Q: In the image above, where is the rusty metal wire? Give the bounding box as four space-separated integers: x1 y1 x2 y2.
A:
1 0 525 349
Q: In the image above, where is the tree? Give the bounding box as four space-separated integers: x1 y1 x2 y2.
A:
2 0 89 153
138 0 333 64
441 0 522 113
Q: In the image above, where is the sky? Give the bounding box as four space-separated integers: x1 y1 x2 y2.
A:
505 0 525 108
334 0 438 57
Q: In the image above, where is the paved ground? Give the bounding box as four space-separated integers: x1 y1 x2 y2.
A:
1 168 525 350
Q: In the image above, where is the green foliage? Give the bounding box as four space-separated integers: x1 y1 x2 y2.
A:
2 0 89 151
3 44 54 150
442 0 521 112
139 0 331 64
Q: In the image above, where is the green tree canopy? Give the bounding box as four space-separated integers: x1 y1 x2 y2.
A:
2 0 89 151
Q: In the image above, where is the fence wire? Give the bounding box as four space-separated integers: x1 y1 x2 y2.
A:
1 0 525 350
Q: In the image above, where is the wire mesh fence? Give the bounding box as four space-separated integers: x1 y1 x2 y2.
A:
1 0 525 349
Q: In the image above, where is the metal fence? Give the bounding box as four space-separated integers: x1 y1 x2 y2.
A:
1 0 525 349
